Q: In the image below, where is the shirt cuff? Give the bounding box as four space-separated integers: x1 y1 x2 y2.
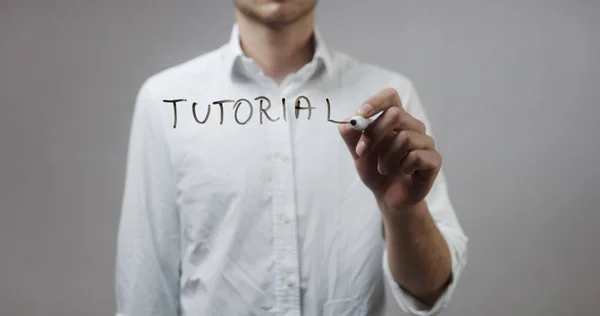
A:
382 227 468 316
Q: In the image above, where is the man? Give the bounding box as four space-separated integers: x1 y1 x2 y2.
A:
115 1 468 315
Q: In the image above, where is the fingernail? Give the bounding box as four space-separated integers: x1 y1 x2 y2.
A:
355 141 367 157
356 103 372 116
377 163 388 175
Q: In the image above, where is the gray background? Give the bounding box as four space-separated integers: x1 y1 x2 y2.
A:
1 0 598 315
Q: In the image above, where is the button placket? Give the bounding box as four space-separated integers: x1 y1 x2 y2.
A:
270 84 302 316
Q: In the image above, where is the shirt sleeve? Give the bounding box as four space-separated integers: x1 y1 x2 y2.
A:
115 79 181 316
382 81 469 316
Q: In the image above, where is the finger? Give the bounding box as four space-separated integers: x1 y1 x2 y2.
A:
399 150 442 178
357 107 427 157
355 107 400 157
356 87 403 118
396 109 426 134
377 131 435 175
338 118 362 160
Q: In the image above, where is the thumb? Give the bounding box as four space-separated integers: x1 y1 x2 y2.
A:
338 120 362 160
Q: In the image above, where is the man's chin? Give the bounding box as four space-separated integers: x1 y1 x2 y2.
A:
236 1 314 29
254 13 302 29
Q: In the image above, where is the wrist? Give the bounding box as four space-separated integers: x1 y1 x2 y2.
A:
379 199 428 228
377 196 427 216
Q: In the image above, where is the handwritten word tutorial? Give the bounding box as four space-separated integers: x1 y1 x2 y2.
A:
162 96 369 130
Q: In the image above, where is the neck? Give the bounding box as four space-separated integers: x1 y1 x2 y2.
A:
235 12 316 83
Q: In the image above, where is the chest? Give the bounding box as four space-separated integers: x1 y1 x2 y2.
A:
163 80 387 314
166 85 362 203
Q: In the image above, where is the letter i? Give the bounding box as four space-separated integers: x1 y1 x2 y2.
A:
281 98 287 122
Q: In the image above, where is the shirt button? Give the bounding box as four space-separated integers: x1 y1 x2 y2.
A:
279 215 291 224
284 277 296 286
277 153 290 162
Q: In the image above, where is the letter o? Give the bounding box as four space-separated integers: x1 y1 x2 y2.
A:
233 98 253 125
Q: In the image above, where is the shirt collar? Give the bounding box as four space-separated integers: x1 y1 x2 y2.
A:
221 23 335 81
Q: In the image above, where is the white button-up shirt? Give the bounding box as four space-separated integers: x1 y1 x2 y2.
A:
116 24 468 316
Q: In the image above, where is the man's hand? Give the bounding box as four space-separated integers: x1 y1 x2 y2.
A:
338 87 442 213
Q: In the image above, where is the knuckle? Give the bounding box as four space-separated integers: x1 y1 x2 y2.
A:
383 87 397 96
389 86 400 96
409 150 421 163
386 106 402 119
397 130 410 145
383 87 400 102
